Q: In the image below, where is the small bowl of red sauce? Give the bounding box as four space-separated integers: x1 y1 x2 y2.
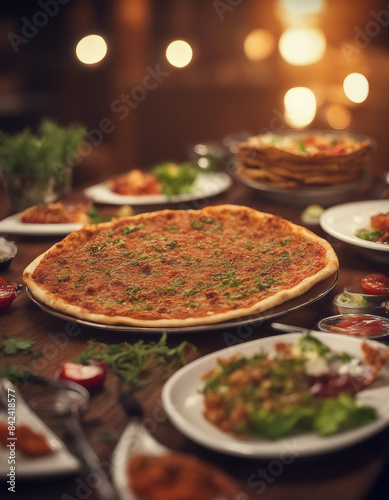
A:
318 313 389 340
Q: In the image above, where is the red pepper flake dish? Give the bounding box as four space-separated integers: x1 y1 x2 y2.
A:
318 314 389 339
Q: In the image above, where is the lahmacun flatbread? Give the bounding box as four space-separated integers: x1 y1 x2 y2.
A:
237 131 373 189
23 205 339 327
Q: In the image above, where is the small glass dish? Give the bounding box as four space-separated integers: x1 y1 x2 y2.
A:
333 291 387 315
318 313 389 340
344 285 389 303
0 237 17 270
188 142 230 171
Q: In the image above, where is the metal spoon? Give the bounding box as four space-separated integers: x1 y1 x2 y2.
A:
26 382 119 500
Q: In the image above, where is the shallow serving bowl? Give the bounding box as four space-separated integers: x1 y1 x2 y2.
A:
333 292 388 316
318 313 389 340
0 237 17 270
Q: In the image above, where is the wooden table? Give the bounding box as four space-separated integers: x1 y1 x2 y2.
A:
1 176 389 500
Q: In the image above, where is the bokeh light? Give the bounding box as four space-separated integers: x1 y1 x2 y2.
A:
76 35 107 65
279 28 326 66
166 40 193 68
326 104 351 130
343 73 369 103
279 0 324 17
284 87 317 128
244 29 275 61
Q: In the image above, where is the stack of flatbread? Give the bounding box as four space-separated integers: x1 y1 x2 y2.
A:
236 132 374 189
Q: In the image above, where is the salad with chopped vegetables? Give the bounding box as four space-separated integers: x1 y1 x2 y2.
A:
202 334 387 440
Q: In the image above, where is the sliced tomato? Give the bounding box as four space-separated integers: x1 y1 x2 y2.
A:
56 361 107 391
361 273 389 296
0 278 17 311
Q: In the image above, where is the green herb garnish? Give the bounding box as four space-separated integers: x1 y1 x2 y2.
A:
0 335 36 356
355 228 385 242
122 225 143 235
74 333 196 392
153 161 198 198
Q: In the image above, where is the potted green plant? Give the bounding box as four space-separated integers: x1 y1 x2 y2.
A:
0 119 86 212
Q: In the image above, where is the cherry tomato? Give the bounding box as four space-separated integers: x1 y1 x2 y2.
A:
56 361 107 391
0 278 17 311
361 273 389 296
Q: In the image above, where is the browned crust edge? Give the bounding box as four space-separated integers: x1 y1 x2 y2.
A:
23 205 339 327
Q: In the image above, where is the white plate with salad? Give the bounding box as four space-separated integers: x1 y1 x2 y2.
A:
162 332 389 459
320 200 389 261
84 172 232 206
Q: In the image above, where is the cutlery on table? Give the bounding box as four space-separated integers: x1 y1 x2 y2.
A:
8 378 119 500
271 322 322 334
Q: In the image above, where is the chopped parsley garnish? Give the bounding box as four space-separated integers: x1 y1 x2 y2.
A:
86 244 106 253
125 285 143 299
122 224 143 235
190 220 204 230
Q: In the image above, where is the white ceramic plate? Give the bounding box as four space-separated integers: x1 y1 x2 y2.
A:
320 200 389 261
111 421 166 500
0 213 85 236
0 383 80 479
162 332 389 459
84 172 232 206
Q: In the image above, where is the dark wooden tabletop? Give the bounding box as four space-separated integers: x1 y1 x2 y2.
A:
1 174 389 500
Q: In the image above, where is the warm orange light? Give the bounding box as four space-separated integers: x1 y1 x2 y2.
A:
76 35 107 65
276 0 325 27
166 40 193 68
326 104 351 130
279 0 324 17
284 87 317 128
343 73 369 103
244 29 275 61
279 28 326 65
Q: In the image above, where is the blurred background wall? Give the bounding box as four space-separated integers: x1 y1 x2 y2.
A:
1 0 389 184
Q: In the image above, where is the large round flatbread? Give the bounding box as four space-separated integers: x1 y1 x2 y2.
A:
23 205 339 327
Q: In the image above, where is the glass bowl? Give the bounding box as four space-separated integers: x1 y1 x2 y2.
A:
333 292 387 315
0 237 17 270
343 285 389 303
187 141 230 171
318 313 389 340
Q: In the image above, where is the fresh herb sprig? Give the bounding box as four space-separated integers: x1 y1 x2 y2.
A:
0 335 38 357
0 364 45 385
74 333 196 392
